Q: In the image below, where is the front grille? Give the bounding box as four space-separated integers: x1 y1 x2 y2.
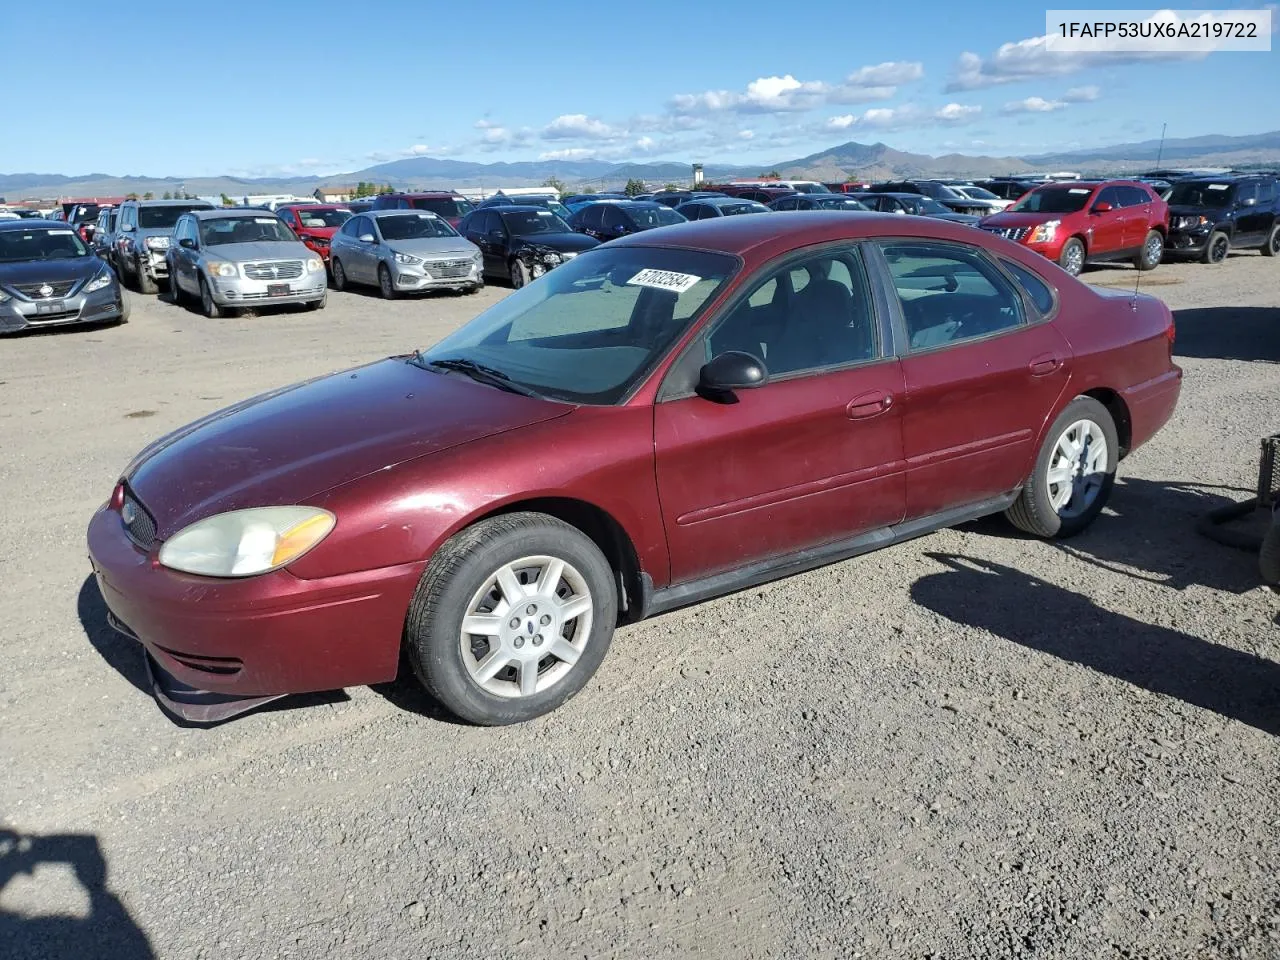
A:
12 280 79 299
242 261 303 280
426 259 473 279
982 226 1030 242
121 490 158 550
27 308 81 323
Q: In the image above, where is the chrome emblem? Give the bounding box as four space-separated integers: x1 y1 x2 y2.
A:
38 284 54 298
270 266 279 278
120 501 137 525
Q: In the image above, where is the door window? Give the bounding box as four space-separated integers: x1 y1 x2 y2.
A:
1095 186 1124 209
879 241 1025 350
1236 182 1259 206
705 248 878 376
603 207 628 231
1118 185 1152 207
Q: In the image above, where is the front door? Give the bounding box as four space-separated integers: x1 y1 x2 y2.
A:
874 239 1073 519
1233 181 1266 245
1087 185 1128 257
655 245 907 583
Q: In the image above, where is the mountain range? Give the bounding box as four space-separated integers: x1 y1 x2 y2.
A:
3 131 1277 201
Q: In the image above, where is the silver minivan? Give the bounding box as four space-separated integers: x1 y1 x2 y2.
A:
329 210 482 298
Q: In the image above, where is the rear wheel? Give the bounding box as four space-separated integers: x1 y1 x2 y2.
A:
378 264 396 299
1005 396 1118 539
1058 238 1085 277
1134 230 1163 271
1202 231 1230 264
404 512 617 725
1261 225 1280 258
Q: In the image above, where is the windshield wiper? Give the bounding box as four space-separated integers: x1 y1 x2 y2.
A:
416 356 541 398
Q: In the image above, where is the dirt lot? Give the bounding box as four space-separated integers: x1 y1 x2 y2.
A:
1 253 1278 960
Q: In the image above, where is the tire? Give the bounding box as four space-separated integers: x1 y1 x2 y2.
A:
199 275 224 318
1261 225 1280 258
405 512 618 726
331 257 348 291
118 289 131 324
510 259 529 289
1201 231 1230 264
467 282 484 295
1134 230 1163 271
378 263 397 299
304 293 327 311
1005 396 1119 539
1058 238 1086 277
167 263 184 303
135 258 157 295
1261 510 1280 585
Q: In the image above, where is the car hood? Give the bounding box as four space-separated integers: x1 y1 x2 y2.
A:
932 213 981 225
0 256 103 287
124 358 570 537
979 211 1071 228
201 240 314 262
513 232 599 253
1167 204 1218 219
385 237 478 258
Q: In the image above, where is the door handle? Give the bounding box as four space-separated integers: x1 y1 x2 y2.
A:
846 391 893 420
1029 355 1062 377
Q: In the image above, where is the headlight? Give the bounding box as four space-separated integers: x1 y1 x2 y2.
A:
394 252 422 266
305 257 323 272
207 261 238 278
84 270 114 293
1028 220 1060 244
146 236 170 250
1178 215 1209 229
0 288 10 303
158 506 336 578
537 249 562 265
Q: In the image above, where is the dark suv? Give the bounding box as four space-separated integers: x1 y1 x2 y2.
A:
867 180 994 216
1164 175 1280 263
370 192 475 227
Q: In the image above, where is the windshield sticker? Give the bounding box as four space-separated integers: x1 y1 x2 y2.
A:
254 217 277 224
49 229 75 235
536 211 553 216
627 268 702 294
1208 184 1229 190
1068 188 1091 194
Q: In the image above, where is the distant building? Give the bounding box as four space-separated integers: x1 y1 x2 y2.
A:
313 186 356 202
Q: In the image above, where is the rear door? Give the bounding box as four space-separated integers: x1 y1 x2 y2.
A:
1118 185 1156 247
874 239 1072 519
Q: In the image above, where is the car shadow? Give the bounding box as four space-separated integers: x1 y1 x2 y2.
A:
911 553 1280 736
0 829 155 960
1172 306 1280 362
963 478 1265 595
76 575 349 725
367 653 471 726
331 283 477 301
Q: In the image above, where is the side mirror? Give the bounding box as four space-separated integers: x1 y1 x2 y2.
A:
178 237 195 249
358 234 376 244
698 351 768 400
1241 197 1257 207
1091 201 1113 214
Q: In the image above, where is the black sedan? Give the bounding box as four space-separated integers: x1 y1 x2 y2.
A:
458 205 600 288
567 201 687 242
768 194 870 212
675 196 771 220
0 219 128 334
849 192 981 226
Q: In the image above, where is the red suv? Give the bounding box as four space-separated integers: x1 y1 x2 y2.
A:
371 192 476 227
978 180 1169 276
276 205 353 265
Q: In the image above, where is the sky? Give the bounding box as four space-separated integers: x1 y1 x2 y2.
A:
4 0 1277 177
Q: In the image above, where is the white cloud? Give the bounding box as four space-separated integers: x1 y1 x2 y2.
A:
543 113 618 140
935 103 982 123
738 130 755 140
1063 85 1101 102
634 136 656 152
538 147 598 161
670 74 826 114
826 114 856 130
819 102 981 134
860 107 903 128
947 33 1203 91
828 61 925 103
1002 96 1068 114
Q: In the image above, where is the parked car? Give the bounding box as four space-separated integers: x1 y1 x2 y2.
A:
371 192 476 227
975 179 1046 202
345 200 376 214
852 192 981 225
652 191 724 208
729 179 830 194
115 198 216 294
563 193 628 214
768 194 870 212
824 182 875 193
86 213 1182 725
166 208 327 317
91 208 119 259
1163 174 1280 263
567 200 687 241
0 212 18 221
67 202 108 244
478 194 573 220
0 219 128 334
978 180 1169 276
943 183 1013 211
866 181 992 216
458 205 598 288
716 186 797 205
675 197 771 219
275 204 352 266
329 210 482 298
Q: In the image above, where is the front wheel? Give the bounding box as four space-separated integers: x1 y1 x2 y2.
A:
136 259 158 295
405 512 618 725
1058 238 1085 277
1005 396 1119 538
510 259 529 289
1202 231 1229 264
199 275 224 318
304 293 327 312
1134 230 1163 271
1261 225 1280 258
378 263 397 299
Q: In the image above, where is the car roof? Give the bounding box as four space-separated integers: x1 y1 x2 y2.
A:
126 198 214 207
282 202 348 210
369 208 444 218
0 218 68 231
189 208 282 220
387 191 460 198
491 204 557 213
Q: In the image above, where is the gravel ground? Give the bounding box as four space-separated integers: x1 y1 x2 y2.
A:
1 253 1277 960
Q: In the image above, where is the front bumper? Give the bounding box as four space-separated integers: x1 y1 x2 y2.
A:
142 249 169 279
1165 228 1213 255
86 501 424 722
0 284 125 334
210 271 328 307
392 259 482 292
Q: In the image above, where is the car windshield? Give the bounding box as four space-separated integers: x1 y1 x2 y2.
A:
503 210 571 235
1168 182 1236 207
411 197 475 218
791 183 830 194
814 197 868 210
721 202 767 215
416 247 737 404
200 216 297 246
959 185 999 200
70 205 101 223
1011 187 1094 213
296 209 353 228
377 214 458 240
629 206 686 228
0 227 90 262
139 205 208 229
916 197 951 215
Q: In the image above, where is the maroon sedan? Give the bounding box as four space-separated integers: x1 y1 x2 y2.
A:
87 213 1182 725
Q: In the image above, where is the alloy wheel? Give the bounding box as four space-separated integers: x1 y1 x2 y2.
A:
458 555 593 699
1210 235 1229 263
379 265 393 298
1144 233 1163 266
1063 242 1084 276
1046 419 1109 519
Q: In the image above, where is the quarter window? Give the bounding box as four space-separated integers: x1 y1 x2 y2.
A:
879 241 1025 350
1001 259 1055 316
1118 185 1152 207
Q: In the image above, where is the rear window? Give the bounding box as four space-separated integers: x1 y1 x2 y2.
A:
139 205 209 229
411 197 475 218
1002 260 1055 315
